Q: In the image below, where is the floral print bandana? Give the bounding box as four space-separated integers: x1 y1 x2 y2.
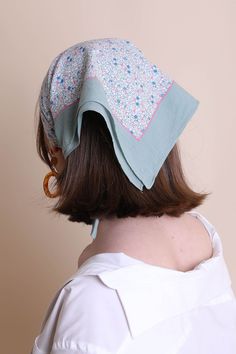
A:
39 37 199 239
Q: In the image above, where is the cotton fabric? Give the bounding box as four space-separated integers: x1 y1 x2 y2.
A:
30 210 236 354
39 38 199 192
39 37 200 239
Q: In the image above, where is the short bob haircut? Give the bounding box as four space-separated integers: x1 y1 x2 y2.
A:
35 104 210 226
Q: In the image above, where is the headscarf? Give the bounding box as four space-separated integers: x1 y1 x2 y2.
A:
39 37 199 239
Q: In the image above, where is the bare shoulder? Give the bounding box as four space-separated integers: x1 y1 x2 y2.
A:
175 212 214 269
184 212 213 248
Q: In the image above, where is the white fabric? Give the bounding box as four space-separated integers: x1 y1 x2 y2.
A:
30 211 236 354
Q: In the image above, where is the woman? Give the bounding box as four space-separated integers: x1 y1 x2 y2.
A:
31 38 236 354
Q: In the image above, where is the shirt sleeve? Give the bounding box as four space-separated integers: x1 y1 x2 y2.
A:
50 341 113 354
32 340 109 354
51 351 86 354
31 275 129 354
50 343 111 354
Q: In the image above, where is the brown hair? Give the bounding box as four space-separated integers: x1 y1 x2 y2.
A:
35 105 210 226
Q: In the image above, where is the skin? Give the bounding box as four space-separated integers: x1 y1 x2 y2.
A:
45 136 213 272
46 141 66 174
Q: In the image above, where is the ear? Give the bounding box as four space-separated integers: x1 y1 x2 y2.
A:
49 146 60 155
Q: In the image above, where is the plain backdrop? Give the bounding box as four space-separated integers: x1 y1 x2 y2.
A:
0 1 235 353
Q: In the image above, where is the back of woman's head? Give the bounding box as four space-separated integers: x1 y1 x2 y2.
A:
36 108 210 226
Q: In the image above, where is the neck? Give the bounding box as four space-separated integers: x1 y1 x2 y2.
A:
90 213 178 253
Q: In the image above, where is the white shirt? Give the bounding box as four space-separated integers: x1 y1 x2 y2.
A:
30 211 236 354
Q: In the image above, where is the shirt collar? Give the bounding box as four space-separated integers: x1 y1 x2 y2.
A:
63 229 233 339
97 255 232 338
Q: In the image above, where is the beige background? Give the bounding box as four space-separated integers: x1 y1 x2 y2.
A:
0 1 235 353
